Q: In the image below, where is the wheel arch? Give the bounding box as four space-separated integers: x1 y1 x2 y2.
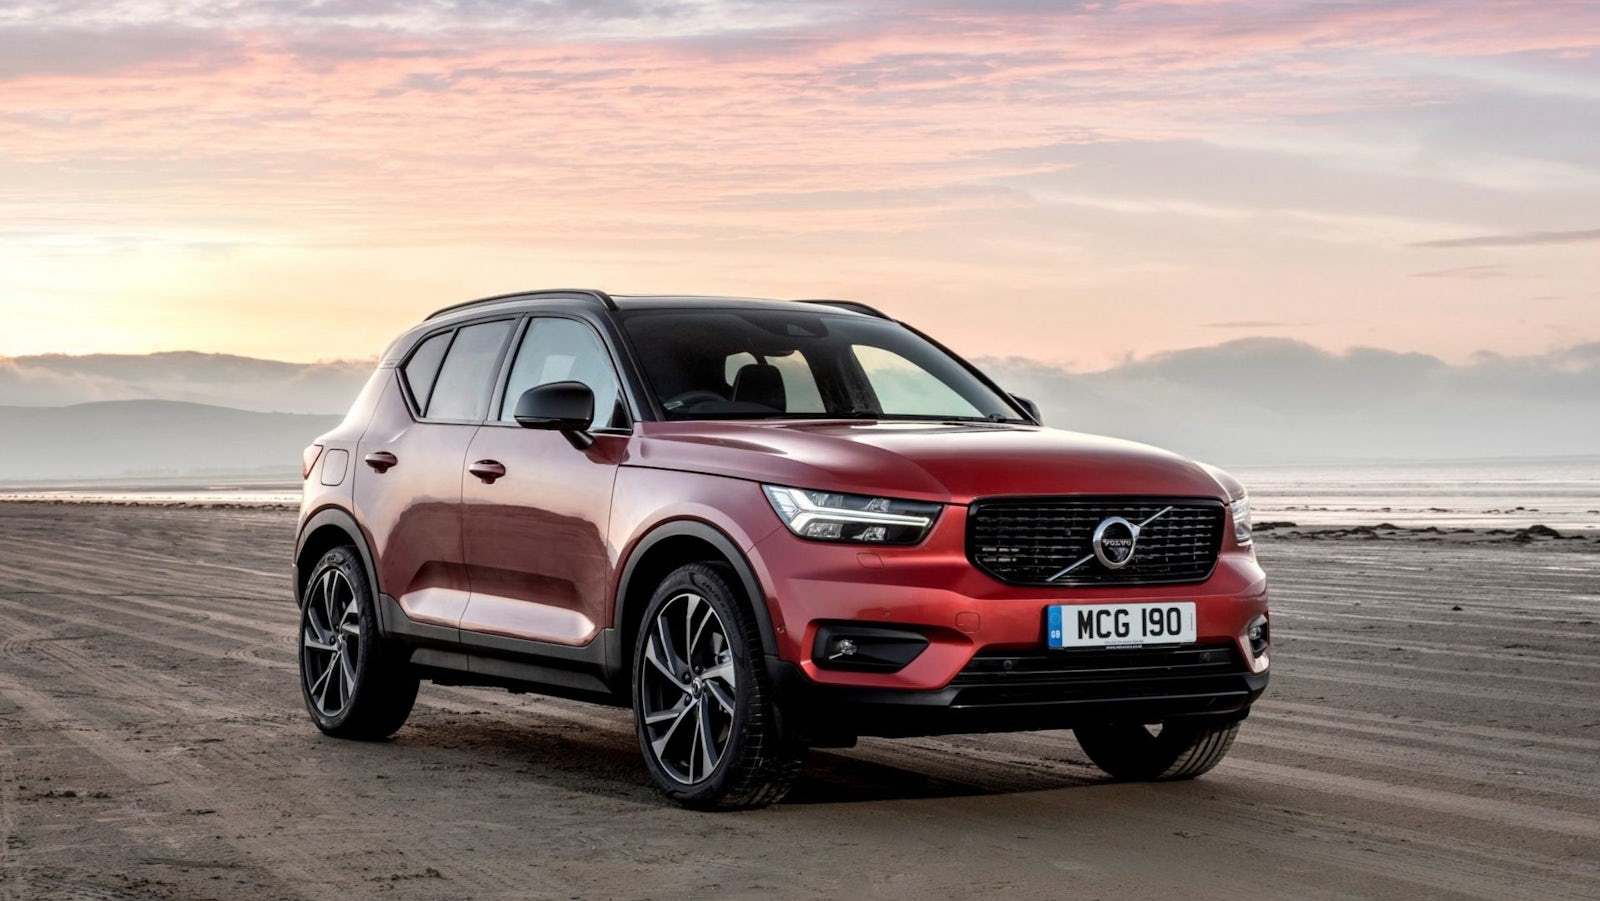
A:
294 507 381 613
612 520 778 687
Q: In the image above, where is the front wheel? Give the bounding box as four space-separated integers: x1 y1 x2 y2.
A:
298 546 419 740
1074 719 1240 781
632 563 804 810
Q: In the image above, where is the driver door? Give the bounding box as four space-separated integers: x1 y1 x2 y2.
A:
458 316 630 647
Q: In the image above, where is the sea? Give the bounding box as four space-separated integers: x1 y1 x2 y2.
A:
1232 456 1600 534
2 457 1597 534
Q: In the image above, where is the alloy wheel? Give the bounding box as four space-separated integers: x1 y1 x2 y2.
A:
638 591 738 784
301 568 362 718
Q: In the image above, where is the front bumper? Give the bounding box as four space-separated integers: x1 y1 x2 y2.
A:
747 503 1270 738
751 506 1269 681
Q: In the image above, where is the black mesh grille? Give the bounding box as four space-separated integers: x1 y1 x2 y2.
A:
967 497 1223 586
948 644 1249 708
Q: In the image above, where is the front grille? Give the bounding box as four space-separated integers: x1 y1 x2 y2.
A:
949 644 1247 708
968 497 1223 586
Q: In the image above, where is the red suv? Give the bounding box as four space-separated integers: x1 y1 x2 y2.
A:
295 290 1269 808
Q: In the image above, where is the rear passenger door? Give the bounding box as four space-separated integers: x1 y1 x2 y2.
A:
458 316 629 649
354 317 516 638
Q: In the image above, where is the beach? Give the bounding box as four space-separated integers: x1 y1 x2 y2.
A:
0 502 1596 899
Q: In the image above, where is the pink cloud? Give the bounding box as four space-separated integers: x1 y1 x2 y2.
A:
1 1 1597 365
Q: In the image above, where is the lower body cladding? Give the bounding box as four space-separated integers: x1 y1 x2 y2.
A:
766 641 1268 743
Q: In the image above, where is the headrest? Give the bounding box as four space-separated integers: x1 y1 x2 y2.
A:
731 363 787 411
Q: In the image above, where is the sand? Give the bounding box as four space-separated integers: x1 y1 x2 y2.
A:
0 503 1596 900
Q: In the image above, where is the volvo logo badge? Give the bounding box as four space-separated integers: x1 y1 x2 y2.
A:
1091 516 1139 569
1046 506 1173 582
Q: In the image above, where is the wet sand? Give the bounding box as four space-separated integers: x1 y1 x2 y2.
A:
0 503 1596 900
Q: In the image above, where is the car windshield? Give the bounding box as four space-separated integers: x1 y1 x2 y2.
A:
618 308 1025 422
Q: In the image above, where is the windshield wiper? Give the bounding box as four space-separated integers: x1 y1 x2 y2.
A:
789 412 1026 424
925 414 1023 424
779 410 883 420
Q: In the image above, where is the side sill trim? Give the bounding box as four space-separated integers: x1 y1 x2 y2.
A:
380 594 623 700
409 648 622 706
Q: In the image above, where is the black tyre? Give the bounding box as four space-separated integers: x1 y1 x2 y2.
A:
1074 719 1240 781
298 546 419 740
632 563 805 810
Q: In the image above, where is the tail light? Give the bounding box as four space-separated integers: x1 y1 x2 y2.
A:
302 444 324 479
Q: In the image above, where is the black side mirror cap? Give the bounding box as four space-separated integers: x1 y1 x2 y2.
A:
1011 394 1042 425
514 381 596 449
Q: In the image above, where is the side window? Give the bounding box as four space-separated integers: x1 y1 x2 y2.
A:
426 319 514 421
500 318 626 430
853 345 982 417
401 330 452 413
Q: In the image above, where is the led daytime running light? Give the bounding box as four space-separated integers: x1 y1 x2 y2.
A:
762 485 939 545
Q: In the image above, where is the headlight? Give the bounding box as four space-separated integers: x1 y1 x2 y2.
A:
1230 494 1252 546
762 485 941 545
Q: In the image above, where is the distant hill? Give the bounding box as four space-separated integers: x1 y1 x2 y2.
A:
0 401 342 483
980 338 1600 463
2 341 1598 470
0 352 373 415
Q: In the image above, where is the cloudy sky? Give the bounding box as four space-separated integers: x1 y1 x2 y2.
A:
2 0 1598 368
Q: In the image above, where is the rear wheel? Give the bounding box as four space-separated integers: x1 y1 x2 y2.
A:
298 546 419 740
1074 719 1240 781
632 563 804 810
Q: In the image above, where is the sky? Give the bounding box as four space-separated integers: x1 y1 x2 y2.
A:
2 0 1598 368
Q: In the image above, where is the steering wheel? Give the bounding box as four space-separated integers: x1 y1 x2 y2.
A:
664 390 727 410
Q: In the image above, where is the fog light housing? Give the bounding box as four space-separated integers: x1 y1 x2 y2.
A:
1246 614 1270 658
812 624 929 672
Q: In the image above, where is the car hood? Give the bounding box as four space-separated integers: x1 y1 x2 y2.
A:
628 420 1230 505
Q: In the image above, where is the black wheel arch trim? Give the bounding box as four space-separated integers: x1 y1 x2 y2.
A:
612 520 780 681
294 507 381 615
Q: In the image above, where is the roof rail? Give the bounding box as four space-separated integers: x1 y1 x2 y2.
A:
796 299 890 319
425 288 617 321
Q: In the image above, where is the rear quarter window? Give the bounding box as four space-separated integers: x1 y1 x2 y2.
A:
401 330 452 413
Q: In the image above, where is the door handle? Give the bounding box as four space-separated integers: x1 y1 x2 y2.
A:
364 451 398 473
468 459 507 484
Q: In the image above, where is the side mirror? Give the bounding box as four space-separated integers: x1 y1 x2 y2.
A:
1011 394 1042 424
514 381 595 449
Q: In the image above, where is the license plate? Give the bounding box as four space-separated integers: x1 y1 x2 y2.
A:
1047 602 1196 649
